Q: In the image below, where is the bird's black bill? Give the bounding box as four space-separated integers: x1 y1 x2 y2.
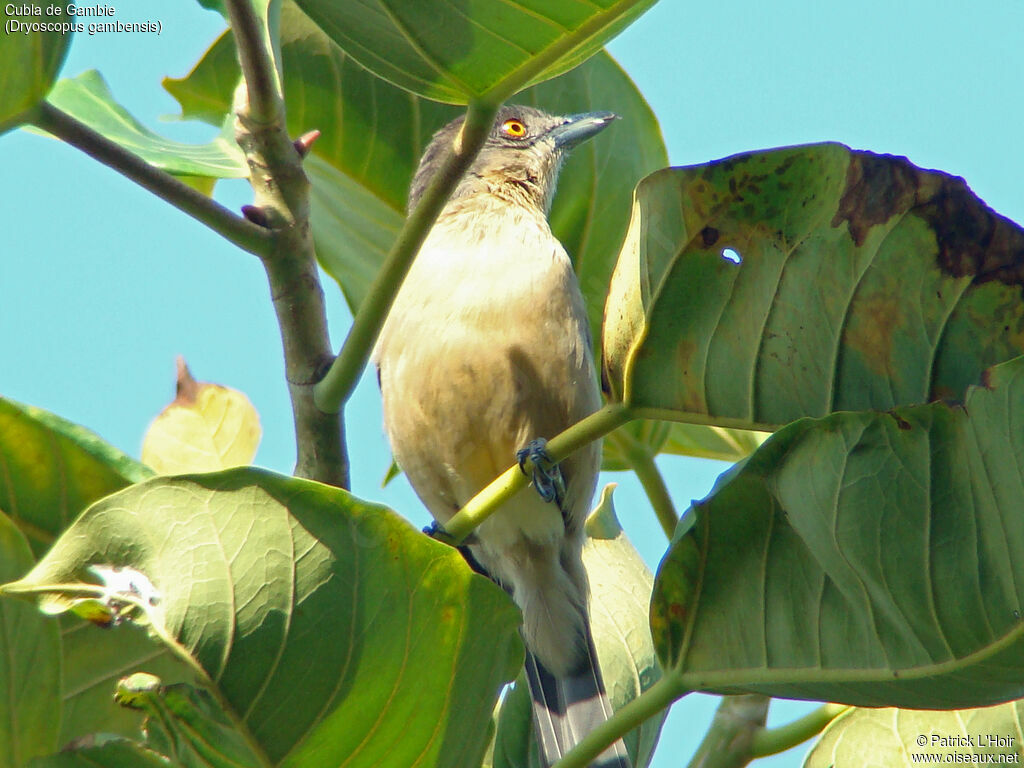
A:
549 111 618 150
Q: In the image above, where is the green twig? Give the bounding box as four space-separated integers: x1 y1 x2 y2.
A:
313 101 500 414
614 430 679 539
686 695 770 768
30 103 270 255
749 702 849 757
442 403 632 543
554 673 686 768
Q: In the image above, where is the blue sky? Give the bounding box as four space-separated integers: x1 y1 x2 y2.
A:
2 1 1023 765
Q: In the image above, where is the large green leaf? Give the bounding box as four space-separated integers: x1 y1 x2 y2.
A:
650 355 1024 709
804 703 1024 767
0 397 149 557
604 144 1024 429
493 485 665 768
0 513 61 768
39 71 247 179
0 5 72 133
603 420 768 471
164 4 666 316
4 469 522 768
291 0 655 104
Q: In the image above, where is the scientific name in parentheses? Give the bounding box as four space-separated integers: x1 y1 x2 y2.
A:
6 4 116 15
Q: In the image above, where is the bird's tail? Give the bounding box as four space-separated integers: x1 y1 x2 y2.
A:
524 634 632 768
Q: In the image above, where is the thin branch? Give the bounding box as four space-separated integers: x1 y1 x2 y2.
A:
224 0 282 125
749 702 849 758
441 403 633 543
686 695 771 768
612 429 679 539
553 673 686 768
31 103 271 256
313 100 500 414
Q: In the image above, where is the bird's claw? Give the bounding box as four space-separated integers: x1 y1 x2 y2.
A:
516 438 565 506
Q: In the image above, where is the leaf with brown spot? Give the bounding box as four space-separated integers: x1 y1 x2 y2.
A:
604 143 1024 429
650 355 1024 709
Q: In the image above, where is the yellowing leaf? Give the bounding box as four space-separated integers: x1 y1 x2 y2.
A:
142 357 261 473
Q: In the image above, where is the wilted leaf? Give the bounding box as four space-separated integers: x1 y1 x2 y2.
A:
651 355 1024 709
141 358 261 474
804 703 1024 768
0 397 149 556
292 0 656 104
37 71 247 179
28 739 179 768
494 485 664 768
5 469 522 768
604 144 1024 429
59 615 191 745
0 513 60 768
0 5 72 133
113 674 260 767
164 4 666 315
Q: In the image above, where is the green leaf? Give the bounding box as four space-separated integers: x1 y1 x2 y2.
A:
0 512 61 768
0 397 150 556
494 485 665 768
804 703 1024 767
164 4 666 315
291 0 656 104
41 71 247 179
0 5 72 134
5 469 523 768
650 355 1024 709
29 739 181 768
604 144 1024 429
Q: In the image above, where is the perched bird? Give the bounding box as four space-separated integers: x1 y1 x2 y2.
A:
373 106 629 768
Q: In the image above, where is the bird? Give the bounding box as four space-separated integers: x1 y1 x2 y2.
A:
373 105 630 768
372 103 626 768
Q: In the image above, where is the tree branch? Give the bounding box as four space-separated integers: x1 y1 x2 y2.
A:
686 695 771 768
312 100 500 414
749 702 849 758
31 103 270 256
554 673 686 768
229 0 347 487
224 0 282 125
441 403 633 543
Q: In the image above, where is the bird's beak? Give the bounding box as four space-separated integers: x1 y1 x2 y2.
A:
549 111 618 150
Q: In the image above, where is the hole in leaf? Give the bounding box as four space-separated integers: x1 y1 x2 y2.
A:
721 248 742 264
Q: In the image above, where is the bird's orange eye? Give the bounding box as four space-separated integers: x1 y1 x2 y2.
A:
501 119 527 138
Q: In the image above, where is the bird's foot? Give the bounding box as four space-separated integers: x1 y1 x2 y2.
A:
516 438 565 506
422 520 456 545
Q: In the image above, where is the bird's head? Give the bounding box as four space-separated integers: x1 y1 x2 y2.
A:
409 105 617 214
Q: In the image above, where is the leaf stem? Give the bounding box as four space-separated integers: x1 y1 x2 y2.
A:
749 702 849 757
686 695 771 768
554 673 686 768
615 431 678 539
312 101 499 414
442 403 632 543
30 103 270 255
